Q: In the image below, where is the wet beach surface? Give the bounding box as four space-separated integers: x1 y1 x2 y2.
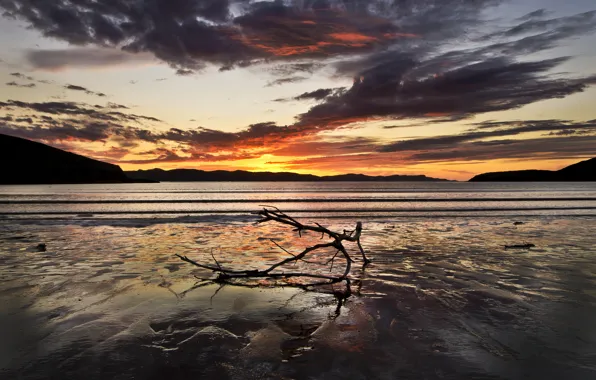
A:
1 182 596 379
1 213 596 379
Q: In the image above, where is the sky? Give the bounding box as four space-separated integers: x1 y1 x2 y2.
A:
0 0 595 181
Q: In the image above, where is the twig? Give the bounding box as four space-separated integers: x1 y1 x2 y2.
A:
270 239 296 258
210 283 225 304
210 248 223 271
327 249 341 272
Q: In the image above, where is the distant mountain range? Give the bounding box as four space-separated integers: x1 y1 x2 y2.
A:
5 132 591 184
469 157 596 182
125 168 449 182
0 133 150 184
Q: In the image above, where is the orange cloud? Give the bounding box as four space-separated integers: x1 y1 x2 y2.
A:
329 33 378 43
248 41 334 57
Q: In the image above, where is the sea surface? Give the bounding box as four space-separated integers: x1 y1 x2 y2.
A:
1 182 596 379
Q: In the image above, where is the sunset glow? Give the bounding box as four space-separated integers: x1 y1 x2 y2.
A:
1 1 595 181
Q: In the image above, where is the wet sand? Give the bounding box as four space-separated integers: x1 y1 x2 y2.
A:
1 215 596 379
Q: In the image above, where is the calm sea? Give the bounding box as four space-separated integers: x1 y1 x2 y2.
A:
1 182 595 221
1 182 596 379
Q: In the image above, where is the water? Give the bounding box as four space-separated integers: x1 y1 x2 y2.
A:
1 182 596 379
1 182 595 219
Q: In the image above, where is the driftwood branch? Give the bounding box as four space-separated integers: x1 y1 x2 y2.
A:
176 207 371 291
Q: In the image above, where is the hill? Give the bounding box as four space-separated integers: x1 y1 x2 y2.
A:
0 133 147 184
125 168 449 182
469 158 596 182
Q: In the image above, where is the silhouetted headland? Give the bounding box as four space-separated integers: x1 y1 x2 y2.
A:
125 168 450 182
0 133 156 184
470 157 596 182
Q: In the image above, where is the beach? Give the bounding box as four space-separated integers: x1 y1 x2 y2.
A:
1 182 596 379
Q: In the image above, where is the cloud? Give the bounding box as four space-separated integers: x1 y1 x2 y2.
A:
268 133 596 173
10 72 34 80
120 148 260 165
120 148 185 165
64 84 107 97
1 0 502 74
517 9 550 22
379 120 596 152
486 10 596 42
176 69 194 76
275 87 344 102
106 102 129 110
296 54 596 128
0 100 162 133
6 81 36 88
266 136 380 157
266 76 309 87
294 88 337 101
269 62 325 76
25 48 156 71
4 1 595 130
407 135 596 163
64 85 87 92
279 10 596 128
3 95 595 170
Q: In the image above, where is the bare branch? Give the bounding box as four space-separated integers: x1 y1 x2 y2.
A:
176 207 371 298
210 248 223 271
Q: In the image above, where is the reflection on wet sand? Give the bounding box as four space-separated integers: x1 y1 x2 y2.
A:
1 215 596 379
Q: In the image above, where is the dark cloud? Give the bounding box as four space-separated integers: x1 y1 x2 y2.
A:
517 9 550 21
25 48 155 70
121 147 260 165
270 62 325 76
294 88 339 101
121 148 185 164
408 135 596 163
6 81 36 88
488 11 596 40
546 129 584 136
1 0 502 74
379 120 596 152
64 84 107 97
275 87 344 102
267 136 380 157
266 76 309 87
0 100 161 126
155 121 292 150
176 69 194 76
0 99 278 151
280 10 596 128
106 102 129 110
10 72 34 80
65 84 88 92
270 133 596 172
3 0 595 134
296 55 596 128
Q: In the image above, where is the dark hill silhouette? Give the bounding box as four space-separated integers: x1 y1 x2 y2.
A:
125 168 449 182
0 133 147 184
470 158 596 182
